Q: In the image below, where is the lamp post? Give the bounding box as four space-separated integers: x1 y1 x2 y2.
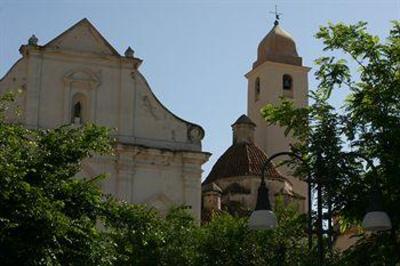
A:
249 151 392 265
362 188 392 232
248 152 314 251
347 153 392 232
248 151 332 266
248 167 278 230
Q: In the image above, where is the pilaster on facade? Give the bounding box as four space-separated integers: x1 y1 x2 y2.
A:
0 18 210 223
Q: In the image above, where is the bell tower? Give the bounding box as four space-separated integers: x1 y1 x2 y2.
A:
245 16 310 197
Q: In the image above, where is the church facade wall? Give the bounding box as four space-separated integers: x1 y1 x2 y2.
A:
0 19 209 220
76 144 206 220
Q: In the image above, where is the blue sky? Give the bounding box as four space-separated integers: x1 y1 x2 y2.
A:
0 0 399 179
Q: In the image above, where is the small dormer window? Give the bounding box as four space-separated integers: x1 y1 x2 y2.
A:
283 74 292 90
255 77 261 101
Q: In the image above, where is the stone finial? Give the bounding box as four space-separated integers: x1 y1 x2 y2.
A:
28 34 38 46
124 46 134 58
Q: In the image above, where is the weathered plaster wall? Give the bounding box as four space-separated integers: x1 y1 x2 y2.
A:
246 61 310 202
212 175 305 213
0 19 210 220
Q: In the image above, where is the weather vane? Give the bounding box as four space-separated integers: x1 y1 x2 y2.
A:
270 5 282 25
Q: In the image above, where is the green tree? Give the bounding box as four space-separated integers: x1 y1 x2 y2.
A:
0 92 115 265
196 198 326 266
0 87 339 265
102 196 323 266
103 202 201 266
261 21 400 264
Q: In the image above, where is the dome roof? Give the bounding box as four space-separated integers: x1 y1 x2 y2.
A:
253 22 302 68
203 142 282 184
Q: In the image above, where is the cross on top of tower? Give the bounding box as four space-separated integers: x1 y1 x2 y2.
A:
270 5 282 26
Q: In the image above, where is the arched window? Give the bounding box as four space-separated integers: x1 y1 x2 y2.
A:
283 74 292 90
255 77 260 101
71 93 87 124
73 102 82 123
282 74 294 98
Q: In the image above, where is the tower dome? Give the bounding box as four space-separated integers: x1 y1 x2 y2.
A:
253 21 302 68
201 115 303 220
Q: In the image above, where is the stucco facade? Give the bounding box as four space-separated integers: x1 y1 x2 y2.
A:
246 21 311 201
0 18 210 220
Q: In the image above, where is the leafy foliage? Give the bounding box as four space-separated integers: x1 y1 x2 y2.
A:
103 197 323 266
2 21 398 265
196 197 329 266
0 93 114 265
261 21 400 264
0 94 323 265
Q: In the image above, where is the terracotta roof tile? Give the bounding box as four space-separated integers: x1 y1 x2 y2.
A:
203 142 282 184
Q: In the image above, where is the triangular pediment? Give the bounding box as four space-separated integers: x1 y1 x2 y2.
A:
44 18 120 56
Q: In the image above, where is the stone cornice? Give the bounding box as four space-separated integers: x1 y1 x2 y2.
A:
19 45 142 70
245 60 311 78
114 142 211 163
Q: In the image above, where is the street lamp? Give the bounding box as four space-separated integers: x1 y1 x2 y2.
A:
347 153 392 232
248 152 312 243
362 209 392 232
249 151 327 264
249 150 392 265
360 173 392 232
248 175 278 230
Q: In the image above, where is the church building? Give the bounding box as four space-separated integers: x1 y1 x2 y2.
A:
0 18 210 221
202 18 310 217
1 16 310 222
